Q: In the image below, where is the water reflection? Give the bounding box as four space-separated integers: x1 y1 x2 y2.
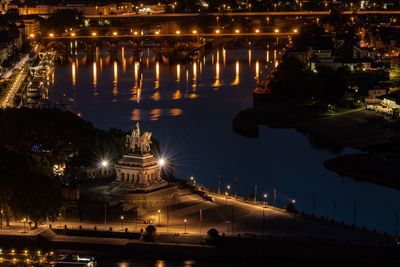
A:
192 62 197 89
71 61 76 87
176 64 180 82
255 61 259 81
92 61 97 88
231 60 240 85
113 61 118 97
248 49 252 66
155 61 160 89
121 47 126 74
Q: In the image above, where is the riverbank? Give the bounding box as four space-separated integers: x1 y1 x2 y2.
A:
325 153 400 190
0 228 398 265
233 104 400 190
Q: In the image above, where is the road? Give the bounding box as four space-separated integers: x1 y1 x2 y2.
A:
1 188 394 246
1 61 30 108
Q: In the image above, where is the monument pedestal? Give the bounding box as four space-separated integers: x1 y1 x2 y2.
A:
109 122 179 215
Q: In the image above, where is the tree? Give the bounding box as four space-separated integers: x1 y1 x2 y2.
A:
0 146 62 228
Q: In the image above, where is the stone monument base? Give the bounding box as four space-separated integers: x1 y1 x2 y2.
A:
109 182 179 216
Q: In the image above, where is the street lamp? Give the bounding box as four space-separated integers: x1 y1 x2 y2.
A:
59 212 62 229
0 209 3 230
120 215 124 231
101 160 108 168
263 193 268 207
325 2 328 11
158 210 161 226
274 3 277 12
184 218 187 234
158 158 166 167
23 218 26 232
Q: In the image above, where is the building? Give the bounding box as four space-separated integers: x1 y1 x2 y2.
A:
22 18 39 38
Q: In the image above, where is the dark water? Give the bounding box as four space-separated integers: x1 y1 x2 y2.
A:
49 44 400 239
97 259 239 267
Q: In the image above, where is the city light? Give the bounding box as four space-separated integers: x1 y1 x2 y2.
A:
92 32 97 36
113 31 118 36
274 29 280 33
255 29 260 33
29 33 35 38
49 33 54 37
101 160 109 168
215 29 220 34
176 30 181 35
158 158 166 167
133 31 139 35
71 33 76 36
235 29 240 34
155 31 160 35
192 30 197 34
293 29 298 33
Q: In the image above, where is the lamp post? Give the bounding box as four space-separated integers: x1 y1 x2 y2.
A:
23 218 26 233
325 2 328 11
274 3 277 12
184 218 187 234
263 193 268 207
120 215 124 231
0 209 3 230
59 212 62 229
158 210 161 226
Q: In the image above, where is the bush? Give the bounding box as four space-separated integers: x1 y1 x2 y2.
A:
140 225 158 241
207 228 219 239
204 228 221 245
285 203 297 213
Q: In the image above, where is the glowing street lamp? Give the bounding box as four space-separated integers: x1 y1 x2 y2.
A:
101 160 109 168
215 29 220 34
157 209 161 226
29 33 35 38
255 29 260 33
120 215 124 231
293 28 298 34
158 158 166 167
263 194 268 206
274 29 280 33
235 29 240 34
92 32 97 36
71 33 76 37
23 218 26 232
184 218 187 233
113 31 118 36
192 30 197 34
176 30 181 35
49 33 54 37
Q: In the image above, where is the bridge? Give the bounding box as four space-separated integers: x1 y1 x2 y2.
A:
84 10 400 19
43 31 297 50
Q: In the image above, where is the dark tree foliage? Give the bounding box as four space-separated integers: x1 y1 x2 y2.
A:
0 108 127 169
270 56 349 106
40 9 83 34
0 108 96 168
0 146 63 227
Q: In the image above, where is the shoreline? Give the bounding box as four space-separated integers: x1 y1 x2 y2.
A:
233 103 400 190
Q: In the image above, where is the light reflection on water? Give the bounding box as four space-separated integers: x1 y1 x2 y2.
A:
50 46 400 235
98 259 235 267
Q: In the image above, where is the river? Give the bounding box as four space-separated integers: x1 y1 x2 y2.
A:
49 44 400 237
